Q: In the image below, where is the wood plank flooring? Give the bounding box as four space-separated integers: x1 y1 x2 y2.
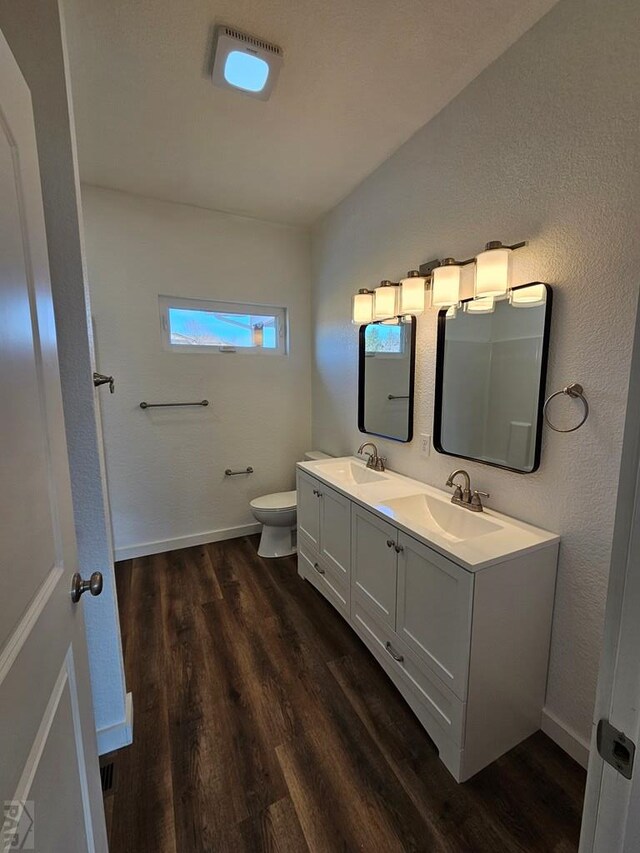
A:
105 536 585 852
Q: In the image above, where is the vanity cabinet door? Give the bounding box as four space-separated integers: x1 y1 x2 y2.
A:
395 532 473 699
320 484 351 581
351 505 398 630
297 470 321 548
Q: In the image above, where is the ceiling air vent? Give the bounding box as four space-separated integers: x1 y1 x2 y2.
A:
212 26 283 101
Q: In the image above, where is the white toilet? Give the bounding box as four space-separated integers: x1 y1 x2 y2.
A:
250 451 330 558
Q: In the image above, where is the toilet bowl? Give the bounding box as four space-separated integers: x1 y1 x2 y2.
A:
250 491 297 558
250 451 331 558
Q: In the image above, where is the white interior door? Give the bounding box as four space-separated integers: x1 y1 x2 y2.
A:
0 29 107 853
580 304 640 852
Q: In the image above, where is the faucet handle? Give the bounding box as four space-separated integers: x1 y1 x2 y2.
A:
375 456 387 472
470 490 490 510
450 484 463 502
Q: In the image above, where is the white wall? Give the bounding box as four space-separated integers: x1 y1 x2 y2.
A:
311 0 640 761
82 186 312 558
0 0 129 753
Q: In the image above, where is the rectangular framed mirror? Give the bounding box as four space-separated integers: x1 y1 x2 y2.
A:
434 283 552 473
358 317 416 443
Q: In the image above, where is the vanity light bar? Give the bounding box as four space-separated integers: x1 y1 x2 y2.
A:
350 241 527 324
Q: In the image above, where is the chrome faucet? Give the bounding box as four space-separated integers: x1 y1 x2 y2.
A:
357 442 387 472
446 469 489 512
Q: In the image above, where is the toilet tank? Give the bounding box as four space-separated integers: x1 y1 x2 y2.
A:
303 450 332 461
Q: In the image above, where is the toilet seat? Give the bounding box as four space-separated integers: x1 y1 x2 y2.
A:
250 490 296 512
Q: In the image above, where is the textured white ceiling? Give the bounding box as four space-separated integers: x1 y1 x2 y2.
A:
63 0 559 225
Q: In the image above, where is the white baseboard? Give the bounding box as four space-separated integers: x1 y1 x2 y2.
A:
97 692 134 756
541 707 590 768
114 523 262 561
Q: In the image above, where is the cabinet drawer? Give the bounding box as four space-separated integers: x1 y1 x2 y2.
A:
352 602 465 746
298 534 349 618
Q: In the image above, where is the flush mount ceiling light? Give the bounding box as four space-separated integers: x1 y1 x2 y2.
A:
212 26 283 100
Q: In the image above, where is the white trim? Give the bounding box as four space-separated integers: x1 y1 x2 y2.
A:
542 707 590 768
114 523 262 561
96 692 133 756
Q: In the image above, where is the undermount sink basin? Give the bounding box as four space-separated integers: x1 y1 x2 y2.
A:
378 493 501 543
316 459 388 485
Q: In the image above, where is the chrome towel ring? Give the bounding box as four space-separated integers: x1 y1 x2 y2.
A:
543 383 589 433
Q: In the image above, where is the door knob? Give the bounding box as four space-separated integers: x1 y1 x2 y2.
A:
71 571 103 603
93 372 114 393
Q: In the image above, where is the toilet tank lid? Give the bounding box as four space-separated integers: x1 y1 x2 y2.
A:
303 450 332 461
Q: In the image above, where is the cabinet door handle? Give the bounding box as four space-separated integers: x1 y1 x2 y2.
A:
313 562 325 575
313 489 323 498
394 544 404 553
385 641 404 663
386 538 395 548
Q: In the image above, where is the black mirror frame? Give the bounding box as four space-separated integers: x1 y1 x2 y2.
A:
358 316 417 443
433 282 553 474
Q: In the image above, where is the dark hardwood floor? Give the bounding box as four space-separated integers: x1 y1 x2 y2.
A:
104 536 585 852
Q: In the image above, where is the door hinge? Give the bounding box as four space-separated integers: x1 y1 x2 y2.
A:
597 719 636 779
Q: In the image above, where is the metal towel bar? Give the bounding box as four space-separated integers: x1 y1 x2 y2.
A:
225 467 254 476
140 400 209 409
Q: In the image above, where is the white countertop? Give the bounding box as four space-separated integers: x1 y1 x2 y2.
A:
297 456 559 571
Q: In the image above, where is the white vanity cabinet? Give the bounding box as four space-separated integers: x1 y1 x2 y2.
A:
296 465 558 783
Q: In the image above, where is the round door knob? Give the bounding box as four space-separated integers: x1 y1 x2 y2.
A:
70 571 103 603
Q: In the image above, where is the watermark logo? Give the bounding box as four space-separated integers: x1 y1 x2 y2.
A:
3 801 34 850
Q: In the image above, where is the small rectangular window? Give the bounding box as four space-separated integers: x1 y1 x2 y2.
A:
159 296 287 355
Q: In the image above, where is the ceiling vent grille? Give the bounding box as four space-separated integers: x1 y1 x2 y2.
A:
221 27 282 57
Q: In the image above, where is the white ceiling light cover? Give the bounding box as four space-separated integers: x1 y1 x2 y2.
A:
212 26 283 101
